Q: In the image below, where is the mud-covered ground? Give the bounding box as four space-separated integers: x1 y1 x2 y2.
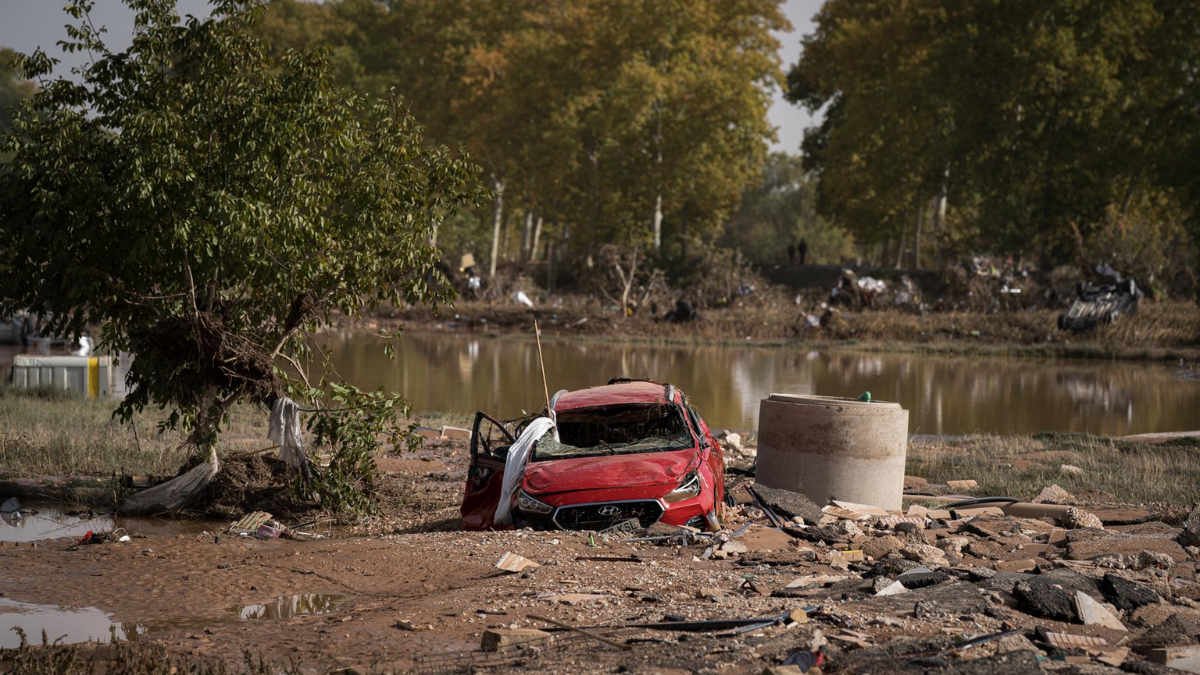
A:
3 435 1200 675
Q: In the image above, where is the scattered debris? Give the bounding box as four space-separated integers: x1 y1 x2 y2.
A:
1063 506 1105 530
495 552 539 573
480 628 551 652
1074 590 1127 631
1032 484 1076 505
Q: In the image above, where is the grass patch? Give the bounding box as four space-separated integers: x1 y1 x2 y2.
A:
0 386 464 479
1 639 292 675
907 432 1200 506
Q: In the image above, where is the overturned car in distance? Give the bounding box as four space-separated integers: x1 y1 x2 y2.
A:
461 379 725 532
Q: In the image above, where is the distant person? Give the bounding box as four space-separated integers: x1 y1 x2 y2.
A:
787 244 795 266
798 239 809 266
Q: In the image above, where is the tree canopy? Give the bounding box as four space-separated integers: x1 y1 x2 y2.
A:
789 0 1200 268
0 0 480 501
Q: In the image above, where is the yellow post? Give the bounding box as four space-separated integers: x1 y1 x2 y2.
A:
87 357 100 399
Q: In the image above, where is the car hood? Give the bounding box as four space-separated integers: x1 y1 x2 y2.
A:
523 448 700 494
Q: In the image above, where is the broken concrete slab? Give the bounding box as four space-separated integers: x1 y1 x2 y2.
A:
1131 614 1200 655
1074 591 1126 631
1014 580 1077 622
1066 531 1189 563
1100 574 1161 611
751 484 825 526
1032 484 1076 505
861 535 905 560
495 552 539 573
1063 507 1105 530
480 628 551 652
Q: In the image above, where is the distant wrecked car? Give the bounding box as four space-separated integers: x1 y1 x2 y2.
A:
461 379 725 532
1058 279 1140 333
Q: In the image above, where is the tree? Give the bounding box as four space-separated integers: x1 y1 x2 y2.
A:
719 152 856 266
0 0 481 511
789 0 1195 267
1 47 37 161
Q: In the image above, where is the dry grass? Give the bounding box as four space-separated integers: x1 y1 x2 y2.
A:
907 432 1200 507
0 388 269 478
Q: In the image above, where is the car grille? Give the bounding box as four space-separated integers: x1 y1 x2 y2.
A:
553 500 664 531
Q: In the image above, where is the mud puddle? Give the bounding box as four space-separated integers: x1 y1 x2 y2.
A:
0 503 222 543
232 594 345 620
0 598 129 649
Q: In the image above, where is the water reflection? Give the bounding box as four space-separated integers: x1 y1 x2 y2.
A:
0 504 222 543
319 332 1198 436
233 594 344 620
0 598 126 648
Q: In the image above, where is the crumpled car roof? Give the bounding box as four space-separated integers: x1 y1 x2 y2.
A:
554 381 669 411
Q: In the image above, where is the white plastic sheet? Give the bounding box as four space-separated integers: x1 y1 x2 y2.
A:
268 397 307 471
494 417 556 526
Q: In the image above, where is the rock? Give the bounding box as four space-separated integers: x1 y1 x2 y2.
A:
751 484 825 526
698 588 727 601
869 558 924 578
994 559 1039 573
873 576 898 593
1137 550 1176 569
723 432 743 452
1074 591 1127 631
968 540 1009 560
1130 614 1200 655
1063 507 1105 530
826 549 850 571
938 537 969 559
721 541 748 555
788 607 809 624
1032 484 1076 505
834 520 862 537
947 479 978 491
898 570 952 589
913 599 943 618
1183 505 1200 548
481 628 551 652
1014 580 1077 622
1060 464 1084 475
861 535 905 561
901 543 948 566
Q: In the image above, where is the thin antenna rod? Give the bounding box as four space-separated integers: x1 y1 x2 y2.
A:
534 320 551 413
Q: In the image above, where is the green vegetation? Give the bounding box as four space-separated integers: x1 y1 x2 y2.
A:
790 0 1200 279
0 0 481 512
908 433 1200 507
2 639 292 675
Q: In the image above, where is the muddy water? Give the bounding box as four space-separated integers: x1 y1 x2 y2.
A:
319 331 1199 436
0 504 222 543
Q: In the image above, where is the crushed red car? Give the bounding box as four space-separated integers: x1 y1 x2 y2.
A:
461 379 725 532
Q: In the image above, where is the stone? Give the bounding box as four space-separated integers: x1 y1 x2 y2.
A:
1032 484 1076 505
1013 580 1077 622
897 570 952 589
721 541 749 555
938 537 969 558
994 558 1039 573
1060 464 1084 475
788 608 809 625
859 530 902 557
495 552 539 573
1063 507 1105 530
698 588 727 601
834 520 862 537
946 479 978 491
1074 591 1127 631
481 628 551 652
752 484 825 526
1183 505 1200 547
968 540 1009 560
1130 614 1200 655
723 432 743 452
901 543 948 566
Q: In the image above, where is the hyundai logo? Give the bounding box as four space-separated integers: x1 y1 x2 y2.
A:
597 505 621 517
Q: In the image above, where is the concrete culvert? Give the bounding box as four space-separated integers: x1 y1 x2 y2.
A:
756 394 909 510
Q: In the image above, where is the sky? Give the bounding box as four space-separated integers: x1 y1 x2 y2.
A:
0 0 823 153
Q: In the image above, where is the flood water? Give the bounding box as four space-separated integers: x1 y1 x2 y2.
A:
319 331 1199 436
0 503 222 543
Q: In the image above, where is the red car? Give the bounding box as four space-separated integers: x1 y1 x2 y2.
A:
461 379 725 532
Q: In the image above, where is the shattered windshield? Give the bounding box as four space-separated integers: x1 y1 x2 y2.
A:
531 403 695 461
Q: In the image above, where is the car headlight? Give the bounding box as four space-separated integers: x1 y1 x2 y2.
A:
516 489 553 515
663 471 702 503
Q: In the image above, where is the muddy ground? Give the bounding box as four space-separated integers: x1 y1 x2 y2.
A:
3 436 1200 675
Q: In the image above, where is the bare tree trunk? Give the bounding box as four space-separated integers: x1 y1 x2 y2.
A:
652 193 663 253
430 220 439 249
520 211 533 261
680 205 688 262
894 225 907 269
934 166 948 269
531 216 543 261
489 178 505 278
546 242 556 291
913 202 925 270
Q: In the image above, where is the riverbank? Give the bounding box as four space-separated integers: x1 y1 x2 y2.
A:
377 298 1200 363
3 392 1197 514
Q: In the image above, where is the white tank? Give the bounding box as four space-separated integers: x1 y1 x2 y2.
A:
757 393 909 510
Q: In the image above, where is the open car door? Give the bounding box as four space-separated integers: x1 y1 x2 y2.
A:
461 411 517 530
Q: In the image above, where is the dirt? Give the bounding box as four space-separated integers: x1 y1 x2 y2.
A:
3 437 1200 674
